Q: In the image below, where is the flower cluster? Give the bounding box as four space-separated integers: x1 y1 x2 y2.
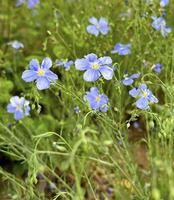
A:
7 7 166 120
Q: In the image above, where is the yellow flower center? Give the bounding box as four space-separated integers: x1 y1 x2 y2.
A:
38 69 45 76
92 63 100 70
95 96 101 102
142 91 148 97
16 105 21 110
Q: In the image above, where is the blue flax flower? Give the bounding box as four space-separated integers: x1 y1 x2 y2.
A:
7 96 30 120
111 43 131 55
86 17 109 36
122 73 140 86
16 0 39 9
151 16 171 37
129 84 158 110
22 57 58 90
56 60 74 71
85 87 109 112
8 40 24 49
160 0 169 7
152 63 162 73
75 53 113 82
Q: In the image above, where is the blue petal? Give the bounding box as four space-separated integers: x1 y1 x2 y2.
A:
129 73 140 79
139 84 147 91
36 77 50 90
14 110 24 120
99 66 113 80
28 0 39 8
75 58 90 71
89 17 98 25
41 57 52 69
86 25 99 36
90 87 99 95
16 0 25 6
7 104 16 113
160 0 169 7
129 88 140 98
10 96 21 106
99 17 109 35
85 53 98 62
45 70 58 81
29 59 40 71
122 78 133 86
99 56 112 65
136 97 149 110
83 69 100 82
22 70 37 82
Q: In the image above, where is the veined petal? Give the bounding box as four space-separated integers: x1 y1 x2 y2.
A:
41 57 52 69
22 70 37 82
129 88 140 98
36 77 50 90
85 53 98 62
99 56 112 65
45 70 58 81
136 97 149 110
83 69 100 82
29 59 40 71
99 66 113 80
75 58 90 71
87 25 99 36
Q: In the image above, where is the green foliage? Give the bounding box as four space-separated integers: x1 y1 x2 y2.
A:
1 0 174 199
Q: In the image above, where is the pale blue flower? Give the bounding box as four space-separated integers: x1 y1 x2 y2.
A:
8 40 24 49
7 96 30 120
75 53 113 82
22 57 58 90
85 87 109 112
86 17 109 36
111 43 131 55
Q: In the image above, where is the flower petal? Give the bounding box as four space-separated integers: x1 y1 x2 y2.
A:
7 104 16 113
136 97 149 110
14 110 24 120
87 25 99 36
29 59 40 71
89 17 98 25
45 70 58 81
129 88 140 98
122 78 133 86
99 66 113 80
22 70 37 82
85 53 98 62
99 17 109 35
75 58 90 71
129 73 140 79
99 56 112 65
36 77 50 90
83 69 100 82
41 57 52 69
